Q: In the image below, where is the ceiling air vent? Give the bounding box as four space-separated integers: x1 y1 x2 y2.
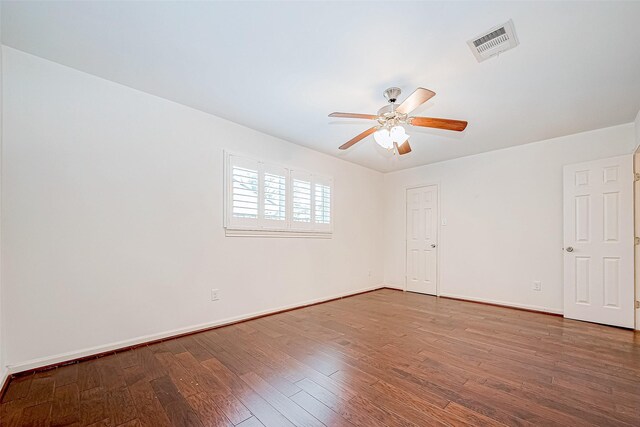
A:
467 19 519 62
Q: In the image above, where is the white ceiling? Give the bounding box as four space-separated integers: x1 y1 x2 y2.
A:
3 1 640 172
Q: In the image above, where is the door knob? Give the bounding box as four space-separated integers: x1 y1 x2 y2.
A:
566 247 574 252
431 244 437 248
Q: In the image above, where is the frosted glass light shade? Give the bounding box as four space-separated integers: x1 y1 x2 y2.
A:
373 128 394 149
390 126 409 144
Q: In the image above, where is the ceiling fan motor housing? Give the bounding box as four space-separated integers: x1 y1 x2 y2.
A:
377 103 408 125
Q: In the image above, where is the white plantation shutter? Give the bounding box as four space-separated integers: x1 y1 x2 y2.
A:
291 171 313 229
314 176 332 230
261 163 287 228
225 152 332 235
228 155 259 228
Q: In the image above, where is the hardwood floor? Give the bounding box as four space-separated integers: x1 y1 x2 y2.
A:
2 289 639 426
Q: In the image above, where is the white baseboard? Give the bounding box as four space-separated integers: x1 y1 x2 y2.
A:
6 284 385 375
439 292 563 315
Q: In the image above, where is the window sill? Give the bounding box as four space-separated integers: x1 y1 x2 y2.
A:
225 228 332 238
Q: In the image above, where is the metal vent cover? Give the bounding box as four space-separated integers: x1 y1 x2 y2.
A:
467 19 519 62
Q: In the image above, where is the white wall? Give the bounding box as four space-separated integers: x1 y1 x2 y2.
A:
383 124 636 313
2 47 384 370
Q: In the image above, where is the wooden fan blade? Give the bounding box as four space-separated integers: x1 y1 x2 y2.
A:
396 140 412 155
409 117 468 132
329 112 378 120
395 88 436 115
339 127 378 150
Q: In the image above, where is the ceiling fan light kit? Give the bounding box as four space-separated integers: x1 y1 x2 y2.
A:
374 125 409 150
329 87 468 155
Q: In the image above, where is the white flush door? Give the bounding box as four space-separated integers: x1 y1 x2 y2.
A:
563 155 634 328
406 185 438 295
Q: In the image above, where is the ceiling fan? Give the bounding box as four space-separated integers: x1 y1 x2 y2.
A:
329 87 468 155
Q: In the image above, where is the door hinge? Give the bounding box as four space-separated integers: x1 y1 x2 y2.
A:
635 173 640 182
635 237 640 245
636 301 640 309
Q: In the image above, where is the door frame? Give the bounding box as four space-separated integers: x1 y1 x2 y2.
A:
404 182 441 296
634 147 640 330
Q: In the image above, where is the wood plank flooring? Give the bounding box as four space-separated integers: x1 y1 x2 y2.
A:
2 289 640 426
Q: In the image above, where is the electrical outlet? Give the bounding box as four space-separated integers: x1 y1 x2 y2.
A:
532 281 541 291
211 289 220 301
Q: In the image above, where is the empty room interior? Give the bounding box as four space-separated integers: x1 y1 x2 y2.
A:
1 1 640 426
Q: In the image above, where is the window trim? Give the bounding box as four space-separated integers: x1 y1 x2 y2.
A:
224 151 333 237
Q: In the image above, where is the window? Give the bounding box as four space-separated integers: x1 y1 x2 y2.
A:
225 152 333 236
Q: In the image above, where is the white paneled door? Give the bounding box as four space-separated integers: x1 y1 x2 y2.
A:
563 155 634 328
406 185 438 295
